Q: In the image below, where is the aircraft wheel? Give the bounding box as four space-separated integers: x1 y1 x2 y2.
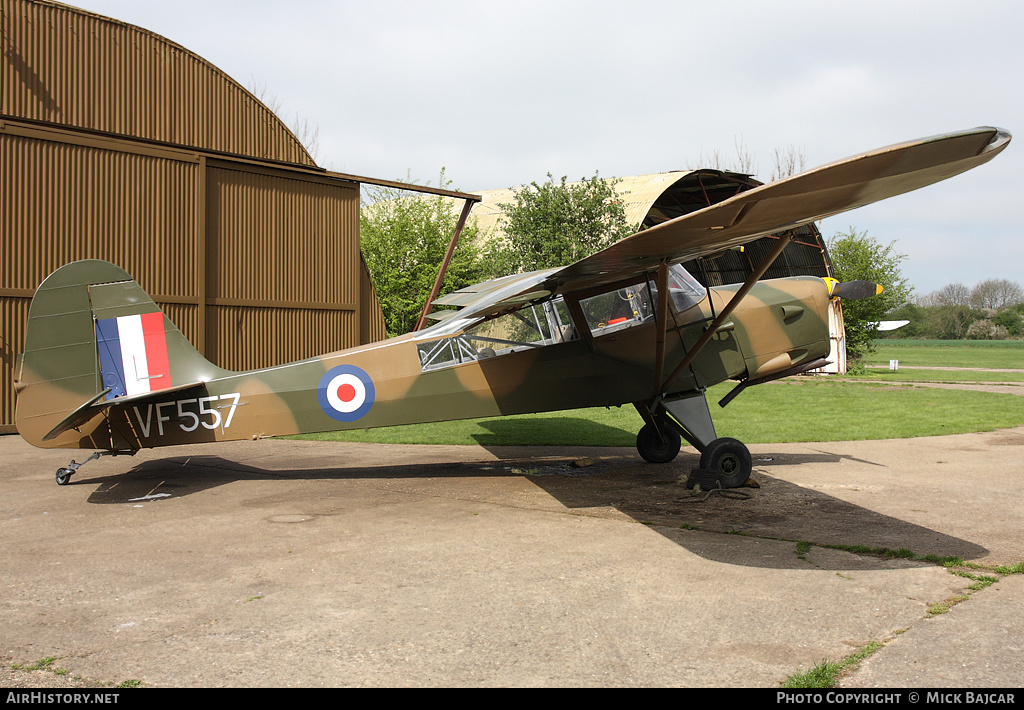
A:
55 468 73 486
636 421 681 463
699 438 752 488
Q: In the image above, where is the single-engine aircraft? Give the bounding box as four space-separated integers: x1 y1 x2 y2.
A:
14 127 1010 488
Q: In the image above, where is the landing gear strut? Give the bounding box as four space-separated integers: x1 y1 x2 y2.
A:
54 450 126 486
634 393 753 490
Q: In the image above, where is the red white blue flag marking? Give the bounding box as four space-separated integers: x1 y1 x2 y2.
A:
95 312 172 401
317 365 375 422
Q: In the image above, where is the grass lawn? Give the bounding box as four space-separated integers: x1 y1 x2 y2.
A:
865 339 1024 369
855 368 1024 383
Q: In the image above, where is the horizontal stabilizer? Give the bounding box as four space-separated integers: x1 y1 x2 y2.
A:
42 381 209 441
41 389 111 441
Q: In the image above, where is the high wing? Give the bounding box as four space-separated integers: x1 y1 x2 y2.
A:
439 126 1009 323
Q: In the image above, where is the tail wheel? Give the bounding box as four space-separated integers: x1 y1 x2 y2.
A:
636 420 682 463
699 437 752 488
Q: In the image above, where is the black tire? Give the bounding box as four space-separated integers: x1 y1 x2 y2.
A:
698 438 752 488
56 468 72 486
636 422 682 464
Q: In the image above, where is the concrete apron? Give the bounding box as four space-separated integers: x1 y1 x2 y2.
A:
1 427 1021 687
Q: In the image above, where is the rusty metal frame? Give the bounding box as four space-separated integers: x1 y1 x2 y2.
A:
414 196 482 331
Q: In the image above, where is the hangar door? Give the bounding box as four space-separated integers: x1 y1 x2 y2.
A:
1 121 371 432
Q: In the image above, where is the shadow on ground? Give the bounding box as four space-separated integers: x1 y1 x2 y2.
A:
72 442 988 569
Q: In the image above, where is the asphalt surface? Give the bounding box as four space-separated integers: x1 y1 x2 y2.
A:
1 427 1022 688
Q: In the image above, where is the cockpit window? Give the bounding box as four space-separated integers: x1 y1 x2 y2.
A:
580 283 655 334
417 297 577 371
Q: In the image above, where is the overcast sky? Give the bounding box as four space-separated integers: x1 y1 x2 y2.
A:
73 0 1022 296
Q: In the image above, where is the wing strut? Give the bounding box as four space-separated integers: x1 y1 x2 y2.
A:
652 261 670 396
660 231 795 392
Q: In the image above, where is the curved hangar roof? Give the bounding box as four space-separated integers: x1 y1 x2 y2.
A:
465 169 834 287
3 0 315 166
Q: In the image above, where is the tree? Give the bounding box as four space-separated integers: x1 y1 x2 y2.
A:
696 137 758 175
769 144 807 181
993 308 1024 337
247 79 322 164
905 279 1024 339
966 319 1010 340
932 282 973 308
490 173 633 273
826 228 913 360
969 278 1024 310
360 171 487 336
919 284 979 338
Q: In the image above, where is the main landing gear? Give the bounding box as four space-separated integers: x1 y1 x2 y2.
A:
690 437 752 490
634 392 753 490
636 418 681 464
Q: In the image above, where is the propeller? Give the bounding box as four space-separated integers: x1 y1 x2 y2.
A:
823 278 883 300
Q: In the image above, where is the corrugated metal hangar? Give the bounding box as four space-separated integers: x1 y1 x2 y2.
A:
1 0 477 432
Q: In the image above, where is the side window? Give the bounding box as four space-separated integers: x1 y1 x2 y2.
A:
580 283 655 335
417 335 479 371
417 297 577 372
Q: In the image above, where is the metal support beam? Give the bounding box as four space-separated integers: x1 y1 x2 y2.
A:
415 198 477 331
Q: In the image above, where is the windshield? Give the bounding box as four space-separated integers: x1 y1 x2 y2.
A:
663 264 707 313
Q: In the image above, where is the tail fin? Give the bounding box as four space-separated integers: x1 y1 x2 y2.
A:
15 260 229 448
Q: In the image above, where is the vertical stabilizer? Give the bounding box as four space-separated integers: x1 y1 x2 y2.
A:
15 260 229 448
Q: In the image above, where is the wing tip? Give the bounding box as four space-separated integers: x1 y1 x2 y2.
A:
983 127 1012 155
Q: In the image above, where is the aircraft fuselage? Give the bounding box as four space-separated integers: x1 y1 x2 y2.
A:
17 269 832 453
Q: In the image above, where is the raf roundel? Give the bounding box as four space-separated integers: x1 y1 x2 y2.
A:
317 365 375 422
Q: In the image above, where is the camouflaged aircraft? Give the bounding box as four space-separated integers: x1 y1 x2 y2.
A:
14 127 1010 489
